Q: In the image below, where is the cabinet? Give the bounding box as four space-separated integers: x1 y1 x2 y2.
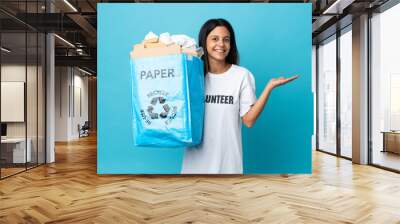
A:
382 131 400 154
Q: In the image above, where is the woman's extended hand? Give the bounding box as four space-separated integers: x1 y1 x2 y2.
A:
267 75 299 89
242 74 299 128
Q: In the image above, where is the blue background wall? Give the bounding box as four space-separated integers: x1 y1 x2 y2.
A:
97 3 313 174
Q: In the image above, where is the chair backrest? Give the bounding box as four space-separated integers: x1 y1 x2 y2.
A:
82 121 90 129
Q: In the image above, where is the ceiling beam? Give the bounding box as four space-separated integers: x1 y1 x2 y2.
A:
55 55 96 72
67 13 97 46
322 0 356 14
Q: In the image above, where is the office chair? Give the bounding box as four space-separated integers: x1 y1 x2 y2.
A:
79 121 90 138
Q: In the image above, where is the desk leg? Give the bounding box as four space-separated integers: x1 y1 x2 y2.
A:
382 133 386 153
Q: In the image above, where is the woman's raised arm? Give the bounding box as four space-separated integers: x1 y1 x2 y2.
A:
242 75 299 128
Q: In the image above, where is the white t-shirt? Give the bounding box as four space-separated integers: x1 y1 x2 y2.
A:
181 64 257 174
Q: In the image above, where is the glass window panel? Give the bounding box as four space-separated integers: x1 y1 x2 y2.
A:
312 46 317 150
340 28 352 158
27 31 38 169
371 3 400 171
0 1 46 178
318 36 337 154
1 31 27 178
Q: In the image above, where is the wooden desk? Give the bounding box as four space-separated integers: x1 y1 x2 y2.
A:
381 131 400 154
1 138 31 163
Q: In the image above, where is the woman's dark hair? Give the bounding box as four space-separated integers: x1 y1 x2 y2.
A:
198 18 239 74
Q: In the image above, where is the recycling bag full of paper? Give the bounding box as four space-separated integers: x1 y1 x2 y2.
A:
130 53 205 147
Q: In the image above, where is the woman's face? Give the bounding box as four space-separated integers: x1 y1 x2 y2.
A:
206 26 231 63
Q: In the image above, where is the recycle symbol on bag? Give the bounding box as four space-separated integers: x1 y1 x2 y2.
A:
138 92 178 126
146 96 175 119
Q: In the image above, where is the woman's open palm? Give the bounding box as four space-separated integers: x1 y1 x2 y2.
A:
268 75 299 89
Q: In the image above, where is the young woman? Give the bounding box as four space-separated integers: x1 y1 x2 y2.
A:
181 18 298 174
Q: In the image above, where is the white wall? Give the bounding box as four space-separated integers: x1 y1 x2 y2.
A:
72 73 89 138
1 65 25 131
55 67 89 141
55 66 69 141
1 65 27 142
1 65 40 138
